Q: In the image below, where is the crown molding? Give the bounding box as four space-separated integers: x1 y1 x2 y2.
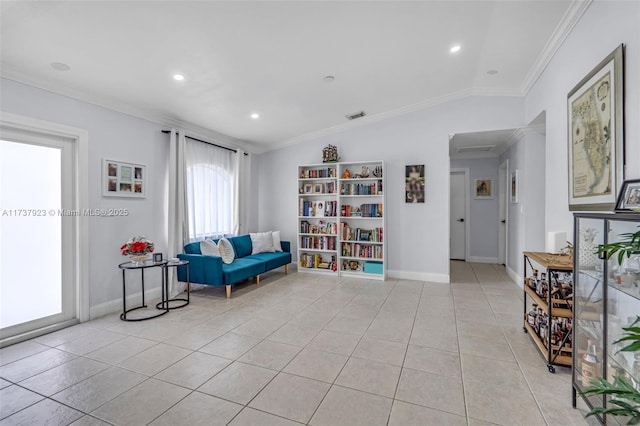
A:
0 69 262 154
520 0 592 95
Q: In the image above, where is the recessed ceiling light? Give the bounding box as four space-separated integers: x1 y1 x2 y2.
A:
250 113 260 119
487 69 499 75
51 62 70 71
450 45 461 54
173 74 185 81
323 75 335 83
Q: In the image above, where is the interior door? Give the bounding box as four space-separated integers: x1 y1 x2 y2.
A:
498 162 508 264
450 171 466 260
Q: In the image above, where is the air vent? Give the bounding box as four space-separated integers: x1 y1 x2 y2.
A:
456 145 495 153
346 111 366 120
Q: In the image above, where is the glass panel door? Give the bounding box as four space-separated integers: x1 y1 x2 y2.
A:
0 137 74 339
572 217 605 414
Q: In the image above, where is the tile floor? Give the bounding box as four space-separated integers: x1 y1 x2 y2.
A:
0 262 597 425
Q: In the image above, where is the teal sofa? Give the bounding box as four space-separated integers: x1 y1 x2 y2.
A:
177 234 291 298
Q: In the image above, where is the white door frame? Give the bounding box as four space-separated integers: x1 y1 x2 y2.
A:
498 159 509 267
450 168 470 261
1 112 89 346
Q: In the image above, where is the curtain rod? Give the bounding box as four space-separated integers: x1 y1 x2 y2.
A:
162 130 248 156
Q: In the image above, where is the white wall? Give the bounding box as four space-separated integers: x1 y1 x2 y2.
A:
1 78 170 316
501 132 546 282
526 0 640 240
258 96 525 282
450 157 500 261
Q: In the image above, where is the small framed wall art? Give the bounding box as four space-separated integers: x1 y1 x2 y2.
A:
103 159 146 198
510 170 519 203
474 178 493 199
405 165 425 203
615 179 640 212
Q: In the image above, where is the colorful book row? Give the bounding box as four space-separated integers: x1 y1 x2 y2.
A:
340 203 383 218
341 242 383 259
300 220 338 235
299 168 336 179
341 182 382 196
300 235 337 251
299 253 338 270
340 223 383 242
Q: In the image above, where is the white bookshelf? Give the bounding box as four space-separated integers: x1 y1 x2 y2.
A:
297 161 385 280
297 164 339 275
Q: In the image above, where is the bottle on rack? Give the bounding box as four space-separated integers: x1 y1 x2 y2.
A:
581 339 600 387
528 303 538 327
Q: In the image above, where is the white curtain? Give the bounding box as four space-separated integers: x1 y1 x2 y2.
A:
184 139 237 240
233 148 245 235
168 129 188 296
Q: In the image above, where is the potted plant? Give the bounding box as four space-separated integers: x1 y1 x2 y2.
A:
580 316 640 424
596 226 640 265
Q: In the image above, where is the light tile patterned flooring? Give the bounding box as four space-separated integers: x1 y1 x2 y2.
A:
0 262 595 425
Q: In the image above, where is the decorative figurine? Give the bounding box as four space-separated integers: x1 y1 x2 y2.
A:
342 168 351 179
322 144 339 163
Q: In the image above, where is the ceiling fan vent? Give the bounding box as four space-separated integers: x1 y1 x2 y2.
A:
346 111 366 120
456 145 495 153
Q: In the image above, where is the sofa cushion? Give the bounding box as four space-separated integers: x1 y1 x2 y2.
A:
250 231 274 254
247 252 291 271
222 258 265 284
200 239 220 256
272 231 283 252
229 235 253 258
218 238 235 264
184 241 202 254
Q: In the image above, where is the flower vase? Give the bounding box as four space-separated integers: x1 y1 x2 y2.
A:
130 254 149 266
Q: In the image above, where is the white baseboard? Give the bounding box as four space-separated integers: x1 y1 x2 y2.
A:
467 256 499 264
90 287 163 320
506 265 523 288
387 269 449 283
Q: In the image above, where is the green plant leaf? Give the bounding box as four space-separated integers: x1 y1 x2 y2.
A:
619 341 640 352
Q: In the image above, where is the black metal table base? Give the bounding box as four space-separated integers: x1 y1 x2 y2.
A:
156 297 188 310
120 304 169 321
155 264 190 310
119 259 190 321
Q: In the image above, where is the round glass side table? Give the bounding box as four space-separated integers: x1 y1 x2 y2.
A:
118 259 169 321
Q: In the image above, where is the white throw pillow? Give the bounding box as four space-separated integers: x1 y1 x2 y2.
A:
218 238 235 264
200 240 220 257
250 231 275 254
272 230 283 252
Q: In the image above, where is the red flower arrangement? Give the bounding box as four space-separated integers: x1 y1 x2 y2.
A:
120 236 154 256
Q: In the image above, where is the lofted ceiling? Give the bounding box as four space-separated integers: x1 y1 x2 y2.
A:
0 1 587 153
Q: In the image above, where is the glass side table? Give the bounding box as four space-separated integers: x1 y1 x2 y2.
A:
118 259 169 321
156 259 190 310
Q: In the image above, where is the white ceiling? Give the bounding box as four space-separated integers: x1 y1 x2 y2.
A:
0 1 588 153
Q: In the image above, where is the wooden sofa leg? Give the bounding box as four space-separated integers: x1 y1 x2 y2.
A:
285 264 289 274
226 285 231 299
256 275 260 285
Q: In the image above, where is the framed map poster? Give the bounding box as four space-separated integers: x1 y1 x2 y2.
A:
568 44 624 211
